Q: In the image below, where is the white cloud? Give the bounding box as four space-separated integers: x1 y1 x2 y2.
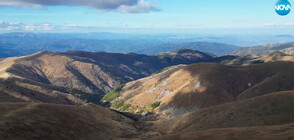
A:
0 0 160 13
24 25 36 31
6 26 20 30
67 24 77 27
0 0 136 9
264 23 277 26
23 24 54 31
0 20 55 31
263 23 294 27
117 0 160 13
40 23 54 31
284 23 294 26
0 20 21 30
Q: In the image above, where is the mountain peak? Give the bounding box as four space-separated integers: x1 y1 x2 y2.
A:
175 49 201 54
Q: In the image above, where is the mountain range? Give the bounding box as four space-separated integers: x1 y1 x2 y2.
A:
4 33 294 58
230 42 294 56
0 33 241 58
0 49 214 104
1 42 294 139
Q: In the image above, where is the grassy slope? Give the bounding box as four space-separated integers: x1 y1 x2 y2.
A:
152 91 294 134
101 84 125 102
152 123 294 140
0 103 138 140
115 62 294 117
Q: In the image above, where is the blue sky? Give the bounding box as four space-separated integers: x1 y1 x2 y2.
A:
0 0 294 34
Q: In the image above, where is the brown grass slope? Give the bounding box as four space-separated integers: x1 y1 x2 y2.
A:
0 78 85 104
152 123 294 140
0 103 138 140
1 91 294 140
222 52 294 66
114 61 294 117
259 51 294 62
152 91 294 134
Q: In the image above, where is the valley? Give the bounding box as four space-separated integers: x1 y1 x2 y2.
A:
0 45 294 139
2 0 294 139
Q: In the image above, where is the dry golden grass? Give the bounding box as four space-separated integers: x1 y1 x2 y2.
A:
1 91 294 140
0 102 138 140
152 91 294 134
152 123 294 140
116 61 294 117
0 57 18 79
260 52 294 62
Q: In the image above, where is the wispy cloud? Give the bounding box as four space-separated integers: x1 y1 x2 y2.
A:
0 20 55 31
284 23 294 26
264 23 277 26
175 24 203 28
0 0 160 13
117 0 160 13
0 20 127 32
263 23 294 27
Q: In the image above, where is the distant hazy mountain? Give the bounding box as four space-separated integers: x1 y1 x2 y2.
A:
139 42 239 56
0 33 240 58
230 42 294 56
4 32 294 58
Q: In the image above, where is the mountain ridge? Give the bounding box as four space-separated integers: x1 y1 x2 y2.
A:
0 49 214 104
1 49 294 139
0 32 240 58
230 42 294 56
109 61 294 117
